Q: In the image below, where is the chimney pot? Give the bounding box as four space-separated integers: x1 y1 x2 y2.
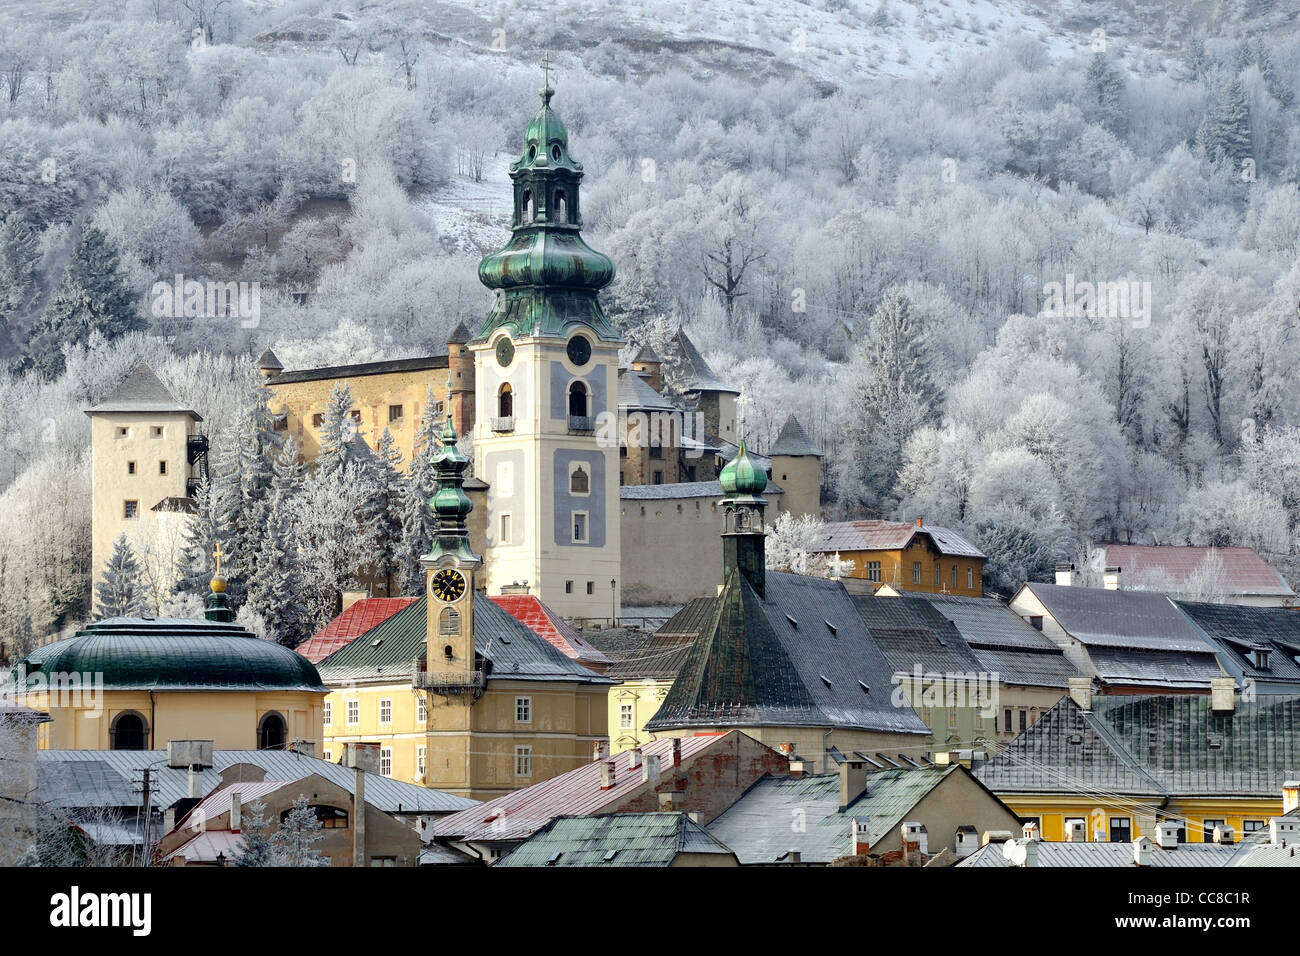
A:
1211 676 1236 714
671 738 682 768
629 747 643 771
230 791 242 832
1068 677 1093 712
642 753 661 786
600 759 616 790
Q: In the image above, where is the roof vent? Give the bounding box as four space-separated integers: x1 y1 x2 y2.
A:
1068 734 1083 745
820 675 832 688
824 620 837 635
858 681 870 694
547 851 562 866
1208 734 1223 749
603 849 618 862
786 614 799 628
371 637 384 647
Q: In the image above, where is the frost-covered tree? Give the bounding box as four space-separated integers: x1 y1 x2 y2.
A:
0 214 39 362
764 512 847 579
246 438 308 646
315 382 361 478
94 534 148 620
370 428 405 595
233 800 278 867
398 388 441 594
273 795 329 867
1204 77 1254 168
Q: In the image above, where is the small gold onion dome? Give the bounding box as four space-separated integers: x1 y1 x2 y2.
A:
210 575 228 594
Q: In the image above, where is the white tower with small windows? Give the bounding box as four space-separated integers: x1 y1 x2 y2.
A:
473 81 622 620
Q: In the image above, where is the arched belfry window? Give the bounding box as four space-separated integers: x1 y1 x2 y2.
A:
571 465 589 494
498 383 513 418
258 712 287 751
439 607 460 636
568 381 588 417
554 189 567 223
110 712 147 751
521 189 534 223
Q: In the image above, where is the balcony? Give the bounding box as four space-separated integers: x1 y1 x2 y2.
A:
491 416 515 433
413 669 484 694
186 433 210 465
567 415 595 434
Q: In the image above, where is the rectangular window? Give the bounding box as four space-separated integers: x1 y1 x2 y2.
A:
967 567 974 589
951 565 958 588
347 699 359 726
323 701 332 726
912 561 921 584
388 404 403 422
1003 708 1013 733
652 470 663 484
1109 817 1132 843
1242 820 1264 833
417 695 427 724
1029 616 1044 631
1203 819 1225 841
380 748 392 777
379 698 392 725
500 513 512 544
921 705 932 727
312 413 324 428
586 581 594 595
866 561 882 583
572 512 588 543
151 426 163 438
1019 710 1027 732
323 750 332 762
649 444 663 459
935 564 941 587
565 580 574 594
619 445 627 458
514 745 532 777
124 500 139 520
947 704 958 729
127 461 137 475
620 703 634 729
159 460 168 476
515 697 531 723
417 745 426 777
974 709 984 730
370 857 397 867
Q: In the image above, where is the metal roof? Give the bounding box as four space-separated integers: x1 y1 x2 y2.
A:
708 766 970 864
976 694 1300 798
297 598 418 663
84 363 202 419
619 479 782 500
267 354 449 385
36 750 477 814
488 594 611 667
161 829 245 863
812 520 984 559
646 571 932 736
958 840 1241 867
604 636 695 680
617 369 677 412
1102 545 1294 598
849 595 986 677
315 595 613 685
1085 646 1224 689
671 329 737 394
495 812 736 867
1175 601 1300 686
1019 583 1218 653
765 415 821 457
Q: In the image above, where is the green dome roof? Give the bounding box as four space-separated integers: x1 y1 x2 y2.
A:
15 618 326 692
720 439 768 497
513 86 580 174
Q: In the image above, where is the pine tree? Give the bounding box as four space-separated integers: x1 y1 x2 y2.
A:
246 438 309 646
1206 78 1254 166
272 795 329 867
95 534 148 619
1183 36 1213 82
398 387 441 594
212 382 280 605
0 214 39 364
177 475 227 598
371 428 405 595
15 226 143 379
233 800 279 867
1083 52 1126 134
316 383 360 477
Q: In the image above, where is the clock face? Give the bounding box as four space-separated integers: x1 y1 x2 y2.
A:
430 568 466 603
566 335 591 367
495 337 515 367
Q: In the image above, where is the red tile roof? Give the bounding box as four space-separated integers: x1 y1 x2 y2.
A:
296 598 418 663
489 595 611 667
1103 545 1294 598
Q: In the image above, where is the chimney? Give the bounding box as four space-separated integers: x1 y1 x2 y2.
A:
1054 563 1075 587
1068 677 1093 712
600 760 616 790
343 743 380 867
787 850 801 865
341 589 367 613
188 765 202 799
954 826 978 859
1283 780 1300 814
915 517 923 527
1132 836 1152 866
592 740 609 761
628 747 643 771
1155 820 1180 849
1212 824 1234 845
1270 817 1300 845
851 819 871 856
838 760 869 809
1065 819 1085 843
671 738 682 768
164 807 176 833
642 753 661 786
229 791 242 832
1211 676 1236 714
788 760 808 780
1102 565 1122 590
658 791 678 811
1022 821 1040 842
902 822 928 857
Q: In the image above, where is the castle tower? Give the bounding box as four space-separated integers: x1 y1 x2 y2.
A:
767 414 822 520
473 79 623 619
446 321 475 440
84 363 206 595
719 436 769 598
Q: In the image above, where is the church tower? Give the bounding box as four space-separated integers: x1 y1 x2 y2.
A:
719 436 769 598
473 78 622 619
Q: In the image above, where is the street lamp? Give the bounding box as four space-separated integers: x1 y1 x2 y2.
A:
610 579 617 627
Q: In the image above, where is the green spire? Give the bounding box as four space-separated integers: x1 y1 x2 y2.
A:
426 415 476 562
477 81 620 343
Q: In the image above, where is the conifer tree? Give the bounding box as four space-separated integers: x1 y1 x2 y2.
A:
371 428 406 595
247 438 308 645
213 382 280 605
1206 78 1254 166
0 214 39 364
1083 52 1126 134
316 382 360 477
177 475 227 597
95 534 148 619
15 226 142 379
233 800 279 867
273 796 329 867
398 387 441 594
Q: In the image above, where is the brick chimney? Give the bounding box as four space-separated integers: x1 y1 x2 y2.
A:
593 740 609 761
902 822 928 858
628 747 643 771
915 517 923 527
600 760 616 790
851 819 871 856
671 738 682 768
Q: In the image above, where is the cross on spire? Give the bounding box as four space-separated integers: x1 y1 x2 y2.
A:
540 51 554 105
212 541 224 577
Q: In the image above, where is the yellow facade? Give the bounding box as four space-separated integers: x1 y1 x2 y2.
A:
609 678 672 753
21 688 325 753
321 680 608 801
998 793 1284 843
839 540 983 598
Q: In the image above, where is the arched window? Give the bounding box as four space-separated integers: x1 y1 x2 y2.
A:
568 381 588 418
554 189 566 223
521 189 534 223
498 383 513 418
570 465 589 494
443 644 454 661
439 607 460 636
258 712 287 751
110 712 147 751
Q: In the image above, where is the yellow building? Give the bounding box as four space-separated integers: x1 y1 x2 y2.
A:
12 581 326 753
315 415 612 800
975 686 1299 843
817 519 984 597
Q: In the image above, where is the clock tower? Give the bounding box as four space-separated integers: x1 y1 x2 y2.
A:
473 78 622 619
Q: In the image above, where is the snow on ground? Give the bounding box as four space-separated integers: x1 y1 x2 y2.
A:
418 152 514 256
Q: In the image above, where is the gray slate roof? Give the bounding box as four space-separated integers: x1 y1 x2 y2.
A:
1019 583 1214 652
36 749 477 814
672 329 737 394
976 694 1300 798
495 812 737 867
84 363 201 420
1176 601 1300 686
646 570 932 736
268 354 448 385
617 368 676 412
849 595 986 677
766 414 821 457
620 479 782 500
